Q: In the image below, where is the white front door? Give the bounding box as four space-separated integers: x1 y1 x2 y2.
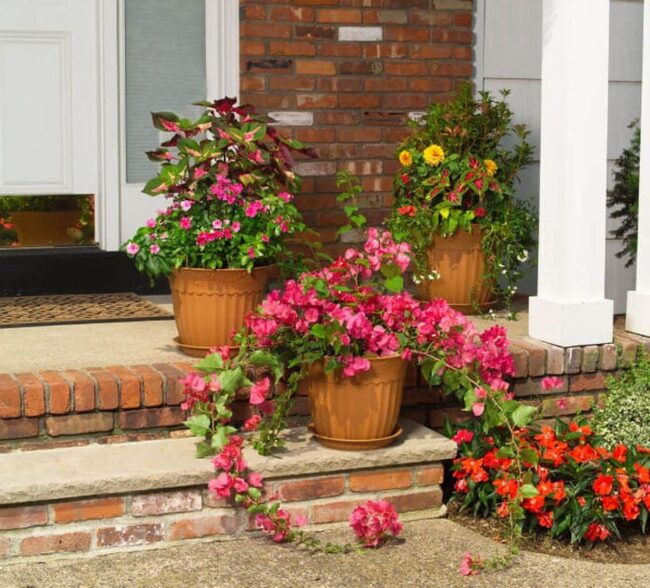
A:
0 0 98 195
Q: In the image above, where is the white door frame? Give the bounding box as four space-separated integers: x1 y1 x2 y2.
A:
96 0 240 251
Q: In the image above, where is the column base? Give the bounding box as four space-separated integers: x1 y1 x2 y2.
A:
528 297 613 347
626 291 650 337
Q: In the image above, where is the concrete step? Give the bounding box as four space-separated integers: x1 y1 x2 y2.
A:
0 420 456 560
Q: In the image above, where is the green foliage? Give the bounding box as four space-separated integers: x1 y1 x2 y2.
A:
387 84 537 314
607 121 640 267
592 349 650 448
0 194 90 214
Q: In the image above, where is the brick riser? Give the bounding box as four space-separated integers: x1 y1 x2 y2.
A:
0 465 444 560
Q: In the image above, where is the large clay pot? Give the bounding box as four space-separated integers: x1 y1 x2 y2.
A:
169 266 273 356
416 229 495 315
11 210 81 246
306 355 406 451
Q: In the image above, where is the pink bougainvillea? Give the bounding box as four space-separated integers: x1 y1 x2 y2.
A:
349 500 403 547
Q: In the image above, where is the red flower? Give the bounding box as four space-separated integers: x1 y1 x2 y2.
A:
522 494 545 513
577 496 586 507
493 477 519 500
568 444 598 463
536 511 553 528
452 429 474 445
612 444 628 463
601 496 620 511
401 173 409 184
551 481 566 503
474 207 486 218
585 523 610 543
397 204 416 217
593 474 614 496
496 501 510 518
634 462 650 484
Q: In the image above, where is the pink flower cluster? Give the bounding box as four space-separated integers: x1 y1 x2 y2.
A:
244 229 514 384
349 499 403 547
178 372 220 411
208 435 263 499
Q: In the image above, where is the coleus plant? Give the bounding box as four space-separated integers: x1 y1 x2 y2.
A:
124 97 317 278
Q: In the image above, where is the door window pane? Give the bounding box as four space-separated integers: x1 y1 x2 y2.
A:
125 0 206 183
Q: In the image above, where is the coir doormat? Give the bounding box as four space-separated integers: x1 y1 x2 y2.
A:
0 292 172 328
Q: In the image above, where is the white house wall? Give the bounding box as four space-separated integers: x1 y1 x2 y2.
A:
475 0 641 313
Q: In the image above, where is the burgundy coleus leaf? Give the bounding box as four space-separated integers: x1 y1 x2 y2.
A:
212 96 237 114
146 149 173 162
151 111 181 133
277 143 295 167
161 135 180 148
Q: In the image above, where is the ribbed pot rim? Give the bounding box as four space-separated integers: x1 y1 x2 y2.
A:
314 353 404 366
172 264 275 274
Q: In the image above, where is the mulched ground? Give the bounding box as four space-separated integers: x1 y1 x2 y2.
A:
448 501 650 565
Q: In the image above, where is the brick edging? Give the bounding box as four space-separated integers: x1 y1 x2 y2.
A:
1 330 649 448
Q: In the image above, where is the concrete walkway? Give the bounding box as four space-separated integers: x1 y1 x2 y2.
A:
1 518 646 588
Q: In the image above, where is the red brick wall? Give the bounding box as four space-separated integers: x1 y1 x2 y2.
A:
239 0 474 256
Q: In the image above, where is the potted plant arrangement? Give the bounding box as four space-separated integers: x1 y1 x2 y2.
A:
124 98 316 356
180 226 514 454
387 84 537 315
0 194 92 247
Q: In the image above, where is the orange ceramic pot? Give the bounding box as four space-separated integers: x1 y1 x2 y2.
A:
169 266 273 355
416 229 495 315
11 211 81 246
306 355 406 451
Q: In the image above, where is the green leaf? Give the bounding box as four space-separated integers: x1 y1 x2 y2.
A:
185 414 211 437
211 426 228 450
310 324 326 339
520 447 539 466
219 368 244 394
520 484 539 499
195 353 224 372
142 176 167 196
248 487 262 501
511 405 537 427
384 275 404 293
195 440 214 458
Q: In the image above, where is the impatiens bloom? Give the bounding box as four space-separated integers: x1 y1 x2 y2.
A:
452 429 474 445
179 216 192 230
584 523 610 543
349 500 402 548
149 244 160 254
593 474 614 496
126 242 140 255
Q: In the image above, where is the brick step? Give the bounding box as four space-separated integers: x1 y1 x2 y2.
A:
0 420 456 560
0 329 648 450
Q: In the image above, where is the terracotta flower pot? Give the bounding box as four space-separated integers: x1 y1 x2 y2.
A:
169 266 273 356
306 355 406 451
11 210 81 247
416 229 495 315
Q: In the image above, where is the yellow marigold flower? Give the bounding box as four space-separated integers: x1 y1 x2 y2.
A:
423 144 445 166
398 150 413 167
484 159 498 177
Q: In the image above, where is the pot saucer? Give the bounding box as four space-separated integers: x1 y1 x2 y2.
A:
173 336 211 358
307 424 403 451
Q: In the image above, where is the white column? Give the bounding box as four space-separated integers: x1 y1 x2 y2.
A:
626 0 650 337
528 0 613 347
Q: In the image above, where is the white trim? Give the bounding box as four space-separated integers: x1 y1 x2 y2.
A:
97 0 121 251
206 0 240 100
473 0 486 91
626 0 650 335
110 0 240 251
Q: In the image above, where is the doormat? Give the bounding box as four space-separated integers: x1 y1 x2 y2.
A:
0 293 173 328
